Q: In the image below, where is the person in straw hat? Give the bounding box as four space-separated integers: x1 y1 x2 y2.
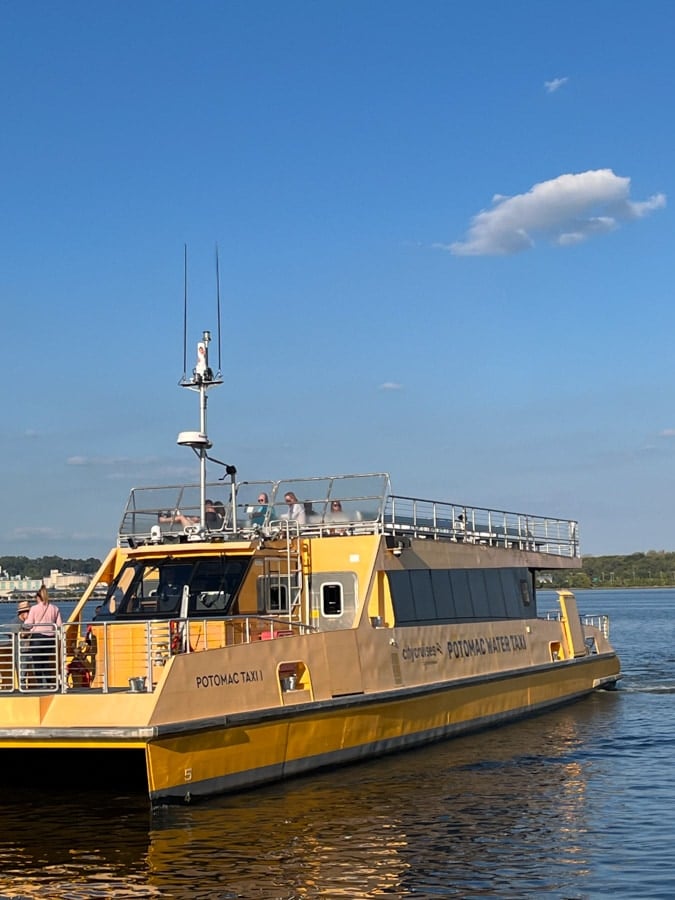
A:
14 599 31 627
0 599 32 690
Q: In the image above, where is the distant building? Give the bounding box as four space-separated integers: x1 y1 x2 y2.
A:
0 569 90 596
0 575 42 595
44 569 90 590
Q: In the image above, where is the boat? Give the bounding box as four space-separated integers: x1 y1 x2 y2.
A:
0 329 620 804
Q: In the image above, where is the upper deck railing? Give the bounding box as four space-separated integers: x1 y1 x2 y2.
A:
383 495 579 557
117 473 579 559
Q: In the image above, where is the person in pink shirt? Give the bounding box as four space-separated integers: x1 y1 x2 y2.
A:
23 585 62 690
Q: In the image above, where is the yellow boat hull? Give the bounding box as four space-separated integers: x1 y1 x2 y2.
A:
145 652 618 802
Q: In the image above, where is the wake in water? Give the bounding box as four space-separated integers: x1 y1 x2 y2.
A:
619 682 675 694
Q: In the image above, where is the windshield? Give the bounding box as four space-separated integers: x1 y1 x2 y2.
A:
95 555 251 619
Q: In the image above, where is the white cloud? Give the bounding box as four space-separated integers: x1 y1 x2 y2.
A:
12 526 62 539
447 169 666 256
106 464 194 480
659 429 675 438
67 455 124 466
67 455 159 467
545 76 569 93
379 382 403 391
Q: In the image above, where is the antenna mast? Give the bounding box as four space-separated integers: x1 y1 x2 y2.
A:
177 334 223 535
182 244 188 381
176 248 231 538
215 244 223 376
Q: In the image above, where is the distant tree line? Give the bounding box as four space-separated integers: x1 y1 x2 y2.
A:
544 550 675 589
3 551 675 589
0 556 102 579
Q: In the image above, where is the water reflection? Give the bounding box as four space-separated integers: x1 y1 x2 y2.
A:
144 695 621 898
0 786 151 899
0 697 625 898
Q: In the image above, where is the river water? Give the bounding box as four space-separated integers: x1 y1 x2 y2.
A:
0 588 673 899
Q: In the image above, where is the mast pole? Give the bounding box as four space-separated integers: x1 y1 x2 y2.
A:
198 332 210 531
177 329 221 537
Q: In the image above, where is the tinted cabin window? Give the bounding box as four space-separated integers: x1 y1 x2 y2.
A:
484 569 508 617
386 567 534 625
411 571 436 620
451 569 475 618
270 584 288 613
322 583 343 617
469 570 490 617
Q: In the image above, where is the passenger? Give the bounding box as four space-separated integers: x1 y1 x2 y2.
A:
13 599 31 629
326 500 349 534
250 492 274 526
455 513 466 542
212 500 226 529
328 500 349 521
158 508 199 529
160 500 223 531
0 600 31 689
205 499 225 530
23 586 62 690
284 492 306 524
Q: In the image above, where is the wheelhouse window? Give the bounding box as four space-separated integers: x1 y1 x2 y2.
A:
322 583 343 617
95 556 250 619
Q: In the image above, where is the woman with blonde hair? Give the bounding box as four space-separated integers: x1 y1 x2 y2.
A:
23 585 62 690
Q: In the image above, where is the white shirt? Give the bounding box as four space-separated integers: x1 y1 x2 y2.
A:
288 503 306 524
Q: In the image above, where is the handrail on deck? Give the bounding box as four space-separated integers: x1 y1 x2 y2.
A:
116 473 579 560
385 495 579 558
0 615 315 697
544 610 610 640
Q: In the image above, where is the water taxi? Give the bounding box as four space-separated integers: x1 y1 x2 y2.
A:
0 330 620 804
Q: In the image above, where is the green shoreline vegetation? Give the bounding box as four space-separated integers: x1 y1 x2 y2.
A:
0 556 101 581
4 553 675 592
545 551 675 589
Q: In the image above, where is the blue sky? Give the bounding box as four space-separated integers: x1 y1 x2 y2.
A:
1 0 673 560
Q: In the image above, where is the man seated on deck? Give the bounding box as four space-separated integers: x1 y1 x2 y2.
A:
158 499 221 532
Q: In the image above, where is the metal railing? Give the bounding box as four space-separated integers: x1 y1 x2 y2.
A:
384 495 579 558
0 616 314 696
116 474 579 559
544 611 610 640
0 626 60 693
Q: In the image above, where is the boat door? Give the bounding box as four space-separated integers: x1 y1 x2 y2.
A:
310 572 358 631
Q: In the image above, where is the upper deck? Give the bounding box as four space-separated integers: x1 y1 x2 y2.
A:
118 473 580 561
